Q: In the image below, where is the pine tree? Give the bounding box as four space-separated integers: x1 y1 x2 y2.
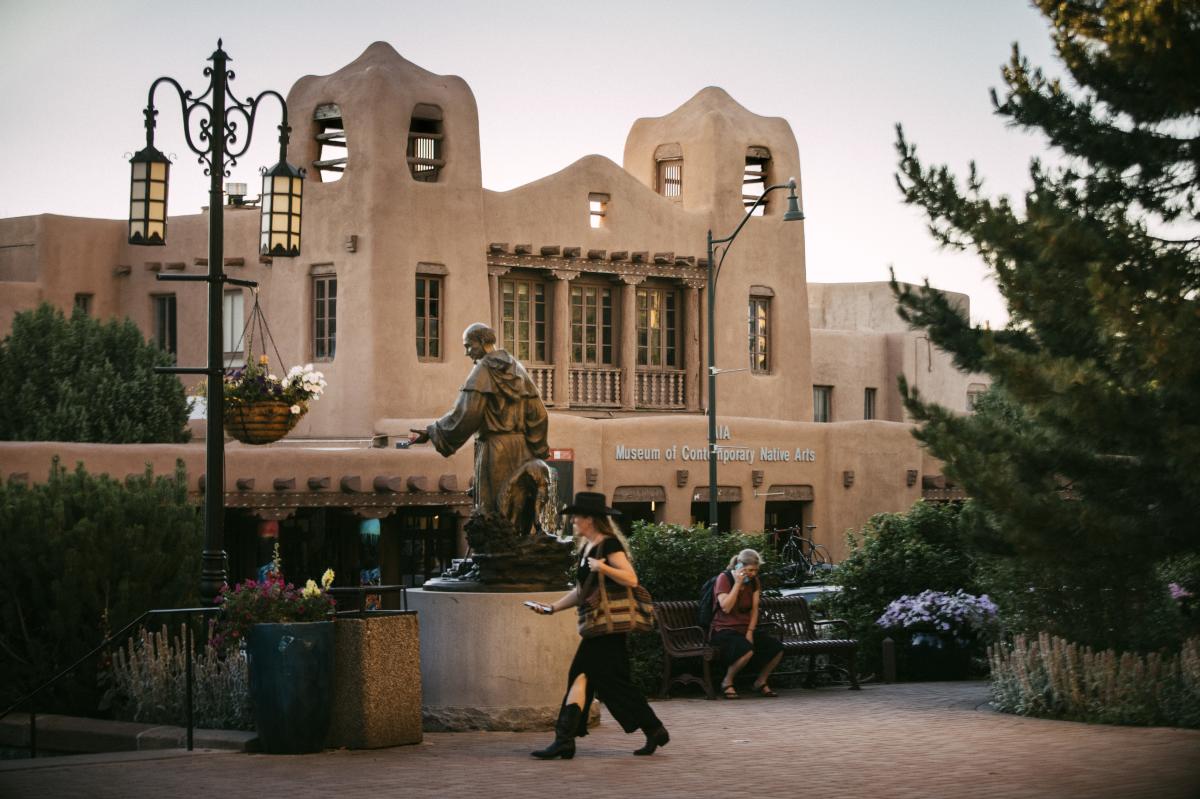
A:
892 1 1200 648
0 303 191 443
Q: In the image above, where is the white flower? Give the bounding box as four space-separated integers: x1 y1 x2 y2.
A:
268 374 277 381
290 404 302 414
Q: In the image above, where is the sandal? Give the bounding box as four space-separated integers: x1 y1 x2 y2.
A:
721 683 740 700
754 683 778 698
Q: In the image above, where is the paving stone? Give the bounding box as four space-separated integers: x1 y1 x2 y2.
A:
1 682 1197 799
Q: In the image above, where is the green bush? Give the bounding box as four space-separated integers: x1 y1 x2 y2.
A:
830 500 979 677
989 633 1200 729
0 459 201 715
624 522 775 694
0 303 190 443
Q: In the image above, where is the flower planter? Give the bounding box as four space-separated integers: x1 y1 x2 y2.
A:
225 400 302 445
247 621 334 754
906 632 973 681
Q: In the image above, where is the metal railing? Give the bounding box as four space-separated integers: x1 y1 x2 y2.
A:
0 606 219 758
327 585 411 616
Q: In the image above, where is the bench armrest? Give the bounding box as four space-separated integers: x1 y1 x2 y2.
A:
660 622 708 637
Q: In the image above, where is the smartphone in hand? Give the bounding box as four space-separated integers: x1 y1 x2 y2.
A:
523 600 551 614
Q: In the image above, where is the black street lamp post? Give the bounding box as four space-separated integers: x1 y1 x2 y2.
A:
129 41 305 603
705 179 803 529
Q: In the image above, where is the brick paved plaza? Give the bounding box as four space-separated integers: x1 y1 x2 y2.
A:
3 682 1198 799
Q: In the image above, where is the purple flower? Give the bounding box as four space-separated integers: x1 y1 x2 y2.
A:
1169 582 1193 601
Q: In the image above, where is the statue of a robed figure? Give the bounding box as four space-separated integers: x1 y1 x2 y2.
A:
411 323 572 590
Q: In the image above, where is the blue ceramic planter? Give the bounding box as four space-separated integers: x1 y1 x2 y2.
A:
248 621 335 754
907 631 972 681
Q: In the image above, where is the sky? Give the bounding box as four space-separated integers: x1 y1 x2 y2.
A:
0 0 1062 326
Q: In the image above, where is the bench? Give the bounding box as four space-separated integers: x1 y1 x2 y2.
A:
653 595 860 699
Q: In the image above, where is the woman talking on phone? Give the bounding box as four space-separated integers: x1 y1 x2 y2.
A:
710 548 784 699
524 491 670 759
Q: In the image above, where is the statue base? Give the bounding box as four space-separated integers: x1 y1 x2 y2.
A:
423 514 575 592
408 588 592 731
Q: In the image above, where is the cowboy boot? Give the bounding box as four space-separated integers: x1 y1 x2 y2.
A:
530 704 582 760
633 724 670 756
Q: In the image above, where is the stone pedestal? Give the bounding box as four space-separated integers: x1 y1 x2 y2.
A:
408 588 583 731
326 614 423 748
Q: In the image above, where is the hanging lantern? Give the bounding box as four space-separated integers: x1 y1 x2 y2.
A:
260 159 304 258
128 145 170 245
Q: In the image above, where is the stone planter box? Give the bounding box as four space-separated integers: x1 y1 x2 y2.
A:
326 613 422 748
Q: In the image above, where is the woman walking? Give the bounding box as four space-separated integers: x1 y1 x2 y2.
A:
525 491 670 759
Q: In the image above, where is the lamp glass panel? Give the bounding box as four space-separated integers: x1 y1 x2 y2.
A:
261 214 270 233
130 221 146 237
292 177 302 195
293 194 302 213
150 162 167 180
131 182 146 200
291 216 301 234
149 182 165 201
148 221 164 238
274 175 290 194
133 163 147 180
149 202 165 221
272 213 287 232
272 232 286 251
131 201 146 219
260 194 271 213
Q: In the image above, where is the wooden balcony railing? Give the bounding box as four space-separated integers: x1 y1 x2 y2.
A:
569 367 621 408
635 368 686 410
528 365 554 406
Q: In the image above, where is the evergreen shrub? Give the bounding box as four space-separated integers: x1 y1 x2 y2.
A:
831 500 979 677
1 459 201 715
0 303 190 443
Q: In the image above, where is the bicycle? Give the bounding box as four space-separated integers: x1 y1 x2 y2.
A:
771 526 833 586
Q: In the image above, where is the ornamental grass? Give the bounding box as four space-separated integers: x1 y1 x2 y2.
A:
109 624 252 731
988 632 1200 729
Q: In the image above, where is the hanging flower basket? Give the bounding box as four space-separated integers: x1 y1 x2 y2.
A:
225 399 305 445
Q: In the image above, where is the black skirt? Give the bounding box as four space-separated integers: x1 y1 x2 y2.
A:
564 633 660 735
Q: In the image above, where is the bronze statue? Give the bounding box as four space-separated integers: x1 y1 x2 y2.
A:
412 323 569 590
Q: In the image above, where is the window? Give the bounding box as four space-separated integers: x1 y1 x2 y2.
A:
967 382 988 411
415 275 442 360
813 385 832 423
864 387 877 420
589 193 609 229
153 294 177 359
313 103 346 182
749 296 770 373
408 104 444 182
571 284 613 366
657 159 682 199
636 286 679 368
73 293 93 316
223 290 245 364
744 146 770 216
313 276 337 361
500 277 546 363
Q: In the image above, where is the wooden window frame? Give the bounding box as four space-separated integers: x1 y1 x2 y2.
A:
153 293 177 360
571 282 613 366
657 158 683 199
312 275 337 362
416 274 443 361
864 387 877 420
589 192 609 229
636 284 680 369
744 146 771 215
813 385 833 423
749 295 770 374
73 293 93 316
223 289 246 365
500 274 547 364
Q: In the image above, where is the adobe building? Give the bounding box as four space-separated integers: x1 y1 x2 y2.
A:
0 42 985 588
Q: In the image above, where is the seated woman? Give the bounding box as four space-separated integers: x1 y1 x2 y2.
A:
709 548 784 698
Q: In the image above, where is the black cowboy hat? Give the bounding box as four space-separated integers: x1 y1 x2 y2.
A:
561 491 622 518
